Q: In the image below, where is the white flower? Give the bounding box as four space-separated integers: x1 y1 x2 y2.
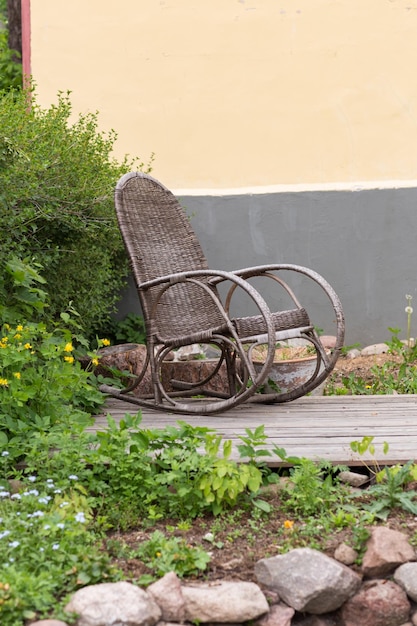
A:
75 511 86 523
56 523 65 529
52 543 60 550
68 475 78 480
8 541 19 548
38 496 51 504
28 475 37 482
60 502 69 508
23 489 39 497
54 489 62 494
11 493 21 500
0 530 11 539
0 491 10 498
43 524 51 530
406 306 414 314
1 451 9 457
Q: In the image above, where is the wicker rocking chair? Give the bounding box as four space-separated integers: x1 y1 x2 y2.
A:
100 172 345 414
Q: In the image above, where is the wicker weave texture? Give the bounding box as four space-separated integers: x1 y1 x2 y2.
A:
116 173 228 343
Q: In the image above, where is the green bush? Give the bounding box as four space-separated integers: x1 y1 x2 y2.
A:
0 87 152 337
0 3 22 91
0 258 106 462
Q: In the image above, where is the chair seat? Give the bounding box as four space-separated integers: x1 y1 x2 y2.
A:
232 307 311 338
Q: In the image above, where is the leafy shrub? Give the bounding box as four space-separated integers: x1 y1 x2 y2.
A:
0 258 106 462
0 87 152 337
0 3 22 91
106 312 147 345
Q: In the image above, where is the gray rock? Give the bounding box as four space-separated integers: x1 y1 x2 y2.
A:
333 542 358 566
65 581 161 626
254 602 294 626
345 348 361 359
362 527 416 578
394 562 417 602
148 572 186 622
338 470 369 487
360 343 389 356
341 579 411 626
254 547 361 614
182 580 269 623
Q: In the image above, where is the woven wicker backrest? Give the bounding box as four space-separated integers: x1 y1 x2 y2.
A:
115 173 228 344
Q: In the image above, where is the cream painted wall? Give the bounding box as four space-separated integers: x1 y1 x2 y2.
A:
30 0 417 189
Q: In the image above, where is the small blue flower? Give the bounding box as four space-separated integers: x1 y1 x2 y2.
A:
0 530 11 539
75 512 86 523
68 475 78 480
52 543 60 550
9 540 19 548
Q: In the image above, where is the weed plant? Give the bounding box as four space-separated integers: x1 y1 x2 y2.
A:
325 326 417 395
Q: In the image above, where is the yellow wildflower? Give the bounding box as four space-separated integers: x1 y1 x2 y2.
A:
14 334 22 340
64 342 74 353
365 385 372 389
91 357 99 366
24 343 32 350
3 324 10 330
101 338 111 346
0 378 9 387
64 356 74 364
16 325 24 332
155 551 162 557
283 520 294 529
13 372 21 379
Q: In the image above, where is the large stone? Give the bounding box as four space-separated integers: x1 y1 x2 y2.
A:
64 581 161 626
361 527 416 578
182 581 269 623
147 571 186 622
394 562 417 602
161 359 230 395
254 602 295 626
254 548 361 614
89 343 154 396
341 579 411 626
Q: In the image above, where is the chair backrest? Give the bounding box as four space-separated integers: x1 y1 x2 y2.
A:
115 172 227 344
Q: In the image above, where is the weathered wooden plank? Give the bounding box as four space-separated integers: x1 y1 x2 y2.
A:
91 395 417 466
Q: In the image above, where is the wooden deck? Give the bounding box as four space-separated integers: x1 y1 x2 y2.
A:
90 394 417 467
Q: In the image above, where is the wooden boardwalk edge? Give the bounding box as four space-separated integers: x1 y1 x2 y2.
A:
91 394 417 467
